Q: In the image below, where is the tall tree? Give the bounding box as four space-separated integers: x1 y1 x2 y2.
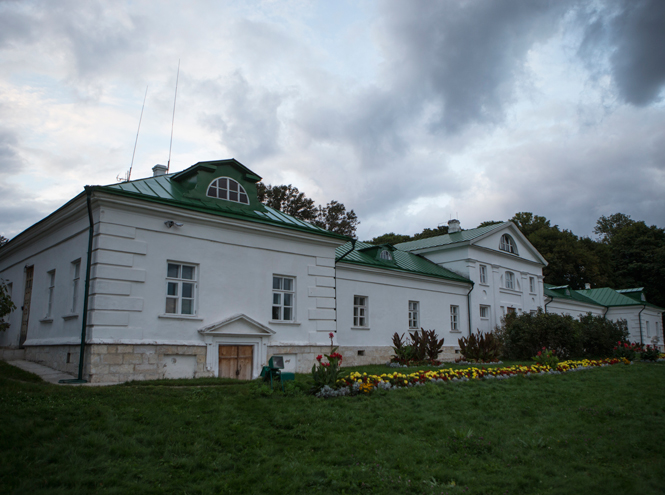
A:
256 184 317 221
257 183 359 237
510 212 613 290
0 280 16 331
0 236 8 247
594 213 636 244
369 233 411 245
313 201 359 237
476 220 504 228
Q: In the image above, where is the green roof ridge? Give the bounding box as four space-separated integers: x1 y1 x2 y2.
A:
336 241 471 284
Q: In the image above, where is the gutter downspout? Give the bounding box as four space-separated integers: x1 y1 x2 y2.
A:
602 306 609 319
466 283 474 337
333 239 357 331
544 296 552 313
638 304 646 345
60 186 94 384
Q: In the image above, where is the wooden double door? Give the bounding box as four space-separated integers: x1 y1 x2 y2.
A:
218 345 253 380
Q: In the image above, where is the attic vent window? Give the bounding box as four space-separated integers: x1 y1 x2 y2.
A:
207 177 249 205
379 250 393 261
499 234 518 255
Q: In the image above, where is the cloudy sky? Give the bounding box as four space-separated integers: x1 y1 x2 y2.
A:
1 0 664 241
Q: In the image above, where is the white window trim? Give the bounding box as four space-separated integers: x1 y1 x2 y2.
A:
499 234 518 255
353 295 369 328
271 275 296 322
44 269 56 320
529 276 536 294
206 177 249 205
479 264 488 285
450 305 460 332
408 301 419 329
480 305 490 319
164 262 198 316
505 271 515 290
70 259 81 314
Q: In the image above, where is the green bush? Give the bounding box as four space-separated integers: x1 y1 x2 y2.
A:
391 329 444 364
579 313 629 357
501 310 583 360
458 331 501 362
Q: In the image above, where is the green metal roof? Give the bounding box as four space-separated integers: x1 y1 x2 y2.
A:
336 241 471 284
577 287 662 309
97 160 349 241
544 284 604 307
394 223 507 251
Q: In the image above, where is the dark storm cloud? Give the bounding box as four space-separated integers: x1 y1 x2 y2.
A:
378 0 572 133
578 0 665 106
198 72 286 162
0 0 147 82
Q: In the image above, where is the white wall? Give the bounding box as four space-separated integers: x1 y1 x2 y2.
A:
0 199 90 348
606 307 663 345
412 233 545 333
336 264 471 351
544 299 606 318
87 194 343 350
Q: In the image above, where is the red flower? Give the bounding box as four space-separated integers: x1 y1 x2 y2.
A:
329 332 334 339
316 355 322 362
537 351 542 356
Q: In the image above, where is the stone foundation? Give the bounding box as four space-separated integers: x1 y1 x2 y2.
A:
88 344 213 383
24 345 87 376
267 345 461 373
0 347 26 361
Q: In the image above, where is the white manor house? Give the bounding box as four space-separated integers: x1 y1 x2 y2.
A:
0 159 662 383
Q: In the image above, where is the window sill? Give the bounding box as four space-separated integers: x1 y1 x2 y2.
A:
351 326 370 331
62 314 79 321
479 283 490 287
39 318 54 323
158 314 204 321
450 330 462 334
499 287 522 294
270 320 301 326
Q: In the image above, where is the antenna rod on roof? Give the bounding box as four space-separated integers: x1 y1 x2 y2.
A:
166 59 180 174
127 85 149 182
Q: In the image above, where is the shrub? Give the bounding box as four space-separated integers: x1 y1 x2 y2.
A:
311 333 344 393
391 329 444 364
0 279 16 332
579 313 629 357
640 345 660 362
532 347 559 368
500 310 583 360
458 331 501 362
612 341 637 361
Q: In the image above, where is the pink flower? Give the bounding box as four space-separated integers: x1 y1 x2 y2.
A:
329 332 334 339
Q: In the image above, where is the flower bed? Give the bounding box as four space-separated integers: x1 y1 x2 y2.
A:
317 358 629 398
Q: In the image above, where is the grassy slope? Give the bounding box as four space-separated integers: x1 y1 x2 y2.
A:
0 361 663 495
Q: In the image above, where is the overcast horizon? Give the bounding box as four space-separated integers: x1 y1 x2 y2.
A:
1 0 664 242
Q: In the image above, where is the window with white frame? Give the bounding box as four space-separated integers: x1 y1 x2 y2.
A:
479 265 487 284
272 276 295 321
505 271 515 290
165 263 197 315
379 250 393 261
656 322 660 338
529 277 535 293
646 321 650 337
71 260 81 313
353 296 368 327
46 270 55 318
206 177 249 204
451 305 459 331
499 234 518 254
480 305 489 318
408 301 419 329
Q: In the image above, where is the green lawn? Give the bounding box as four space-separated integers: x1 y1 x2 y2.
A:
1 360 663 494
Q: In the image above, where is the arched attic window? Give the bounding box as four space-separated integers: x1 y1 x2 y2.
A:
207 177 249 205
499 234 518 255
379 249 393 261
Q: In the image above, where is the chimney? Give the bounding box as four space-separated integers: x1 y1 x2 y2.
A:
448 219 461 233
585 283 591 290
152 164 168 177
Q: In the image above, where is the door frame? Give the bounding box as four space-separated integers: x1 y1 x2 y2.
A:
19 265 34 348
